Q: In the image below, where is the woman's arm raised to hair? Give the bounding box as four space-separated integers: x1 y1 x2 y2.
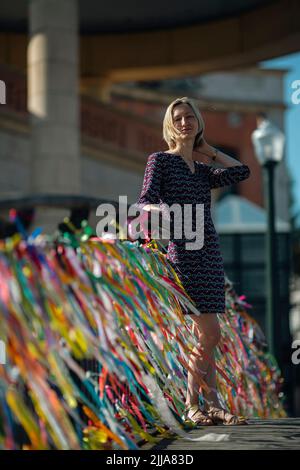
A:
193 139 250 189
212 148 243 167
193 138 243 167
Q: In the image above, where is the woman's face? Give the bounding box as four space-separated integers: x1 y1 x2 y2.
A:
172 103 199 144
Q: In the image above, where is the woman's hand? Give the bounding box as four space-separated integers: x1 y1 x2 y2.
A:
194 140 244 168
134 205 171 242
193 138 215 164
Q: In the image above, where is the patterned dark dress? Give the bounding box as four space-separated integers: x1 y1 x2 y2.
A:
137 151 251 315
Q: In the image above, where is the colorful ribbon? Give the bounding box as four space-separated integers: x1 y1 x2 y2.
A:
0 230 286 449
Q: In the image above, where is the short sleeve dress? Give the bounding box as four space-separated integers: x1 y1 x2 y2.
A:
137 151 251 315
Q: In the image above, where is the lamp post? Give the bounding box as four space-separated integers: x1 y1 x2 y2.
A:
251 116 285 360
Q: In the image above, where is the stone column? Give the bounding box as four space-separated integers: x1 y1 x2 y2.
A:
28 0 80 233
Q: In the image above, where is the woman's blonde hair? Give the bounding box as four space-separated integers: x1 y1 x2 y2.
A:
163 97 205 150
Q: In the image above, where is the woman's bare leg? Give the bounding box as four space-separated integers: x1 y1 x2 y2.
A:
185 313 221 408
201 354 221 408
190 315 248 425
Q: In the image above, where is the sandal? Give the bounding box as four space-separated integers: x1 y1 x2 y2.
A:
206 406 249 426
185 405 214 426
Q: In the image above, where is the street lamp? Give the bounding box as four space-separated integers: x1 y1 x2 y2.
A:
251 116 285 360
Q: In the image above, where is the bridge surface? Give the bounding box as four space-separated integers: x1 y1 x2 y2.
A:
142 418 300 450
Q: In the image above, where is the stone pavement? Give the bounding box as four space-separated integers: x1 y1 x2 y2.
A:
142 418 300 450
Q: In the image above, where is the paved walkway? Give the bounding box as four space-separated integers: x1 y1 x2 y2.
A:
142 418 300 450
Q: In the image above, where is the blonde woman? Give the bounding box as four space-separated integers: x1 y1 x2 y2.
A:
137 97 250 426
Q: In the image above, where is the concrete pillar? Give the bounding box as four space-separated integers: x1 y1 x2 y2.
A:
28 0 80 232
